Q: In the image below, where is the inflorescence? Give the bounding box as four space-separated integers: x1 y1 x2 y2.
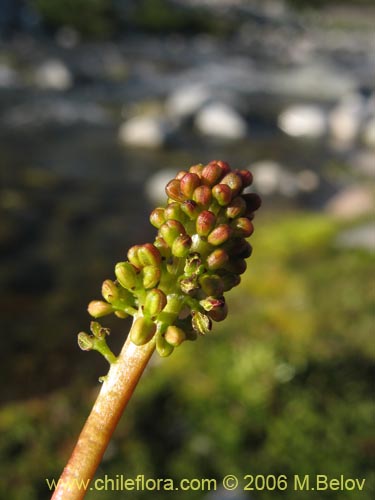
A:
78 161 261 360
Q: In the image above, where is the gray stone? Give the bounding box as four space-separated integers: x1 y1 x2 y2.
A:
195 101 247 139
34 59 73 90
165 84 211 119
278 104 327 138
118 116 170 148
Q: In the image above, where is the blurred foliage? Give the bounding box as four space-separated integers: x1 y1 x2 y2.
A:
1 214 374 500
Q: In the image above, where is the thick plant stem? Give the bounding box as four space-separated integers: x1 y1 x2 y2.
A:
51 322 155 500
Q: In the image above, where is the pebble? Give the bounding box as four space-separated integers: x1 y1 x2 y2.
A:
33 59 73 91
250 160 299 197
278 104 327 138
195 102 247 139
165 84 211 119
118 116 170 148
144 168 178 204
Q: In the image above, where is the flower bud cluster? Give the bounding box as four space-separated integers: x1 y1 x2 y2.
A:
82 160 260 359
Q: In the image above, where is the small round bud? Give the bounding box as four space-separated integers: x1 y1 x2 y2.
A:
189 163 204 177
215 160 231 175
231 217 254 237
115 262 138 290
192 185 212 207
199 273 224 296
101 279 120 303
207 224 232 246
224 258 247 275
201 163 224 186
78 332 94 351
206 248 229 270
199 296 228 321
127 245 142 269
88 300 113 318
115 310 128 319
218 271 241 291
225 196 247 218
192 311 212 335
242 193 262 212
228 238 253 258
142 265 161 289
156 334 174 357
181 199 200 219
138 243 162 267
165 179 185 202
160 220 186 247
164 202 185 223
175 170 188 180
221 172 243 196
196 210 216 237
208 301 228 322
180 172 201 198
130 317 156 346
212 184 233 206
154 236 171 258
172 234 192 258
235 169 253 187
150 207 165 228
164 325 186 346
144 288 167 317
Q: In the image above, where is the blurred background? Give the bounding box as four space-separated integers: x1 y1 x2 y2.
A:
0 1 374 499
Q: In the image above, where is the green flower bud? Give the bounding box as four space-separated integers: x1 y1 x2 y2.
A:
115 310 128 319
193 185 212 207
207 224 232 246
90 321 109 339
192 311 212 335
130 317 156 346
172 234 192 258
144 288 167 317
101 279 120 303
88 300 113 318
160 219 186 247
127 245 142 269
142 265 161 289
165 179 184 202
201 162 224 186
196 210 216 237
138 243 162 267
164 202 186 223
225 196 247 218
184 253 203 275
77 332 94 351
156 334 174 357
199 273 224 296
189 163 204 176
221 172 243 196
211 184 233 206
206 248 229 270
150 207 165 228
181 199 200 219
115 262 138 290
231 217 254 238
164 325 186 346
154 236 171 258
180 172 201 198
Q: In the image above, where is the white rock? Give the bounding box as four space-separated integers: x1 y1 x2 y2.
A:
195 102 247 139
329 93 365 144
250 160 283 195
278 105 327 138
144 168 177 205
34 59 73 90
165 84 211 118
118 116 169 148
326 186 374 219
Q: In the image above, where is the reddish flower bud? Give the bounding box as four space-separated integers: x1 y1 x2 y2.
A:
181 199 200 219
164 325 186 346
221 172 243 196
201 163 224 186
227 238 253 258
206 248 229 270
127 245 142 269
218 271 241 291
88 300 113 318
208 301 228 322
235 169 253 187
242 193 262 212
212 184 233 206
150 207 165 228
193 185 212 207
154 236 171 258
138 243 162 267
175 170 188 180
231 217 254 237
160 219 186 247
180 172 201 198
224 258 247 275
165 179 185 202
199 273 224 296
208 224 232 246
189 163 204 177
196 210 216 237
215 160 231 175
142 265 161 289
130 317 156 345
225 196 247 218
172 234 192 258
144 288 167 317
